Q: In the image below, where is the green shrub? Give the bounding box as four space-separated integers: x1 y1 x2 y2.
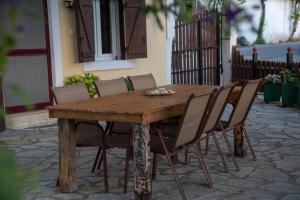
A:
64 73 99 96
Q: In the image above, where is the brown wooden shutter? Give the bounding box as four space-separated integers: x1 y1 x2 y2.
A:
122 0 147 59
75 0 95 63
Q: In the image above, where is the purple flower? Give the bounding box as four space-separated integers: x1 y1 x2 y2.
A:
225 8 244 21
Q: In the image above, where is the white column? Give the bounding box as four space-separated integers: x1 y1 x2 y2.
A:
166 0 175 84
47 0 64 87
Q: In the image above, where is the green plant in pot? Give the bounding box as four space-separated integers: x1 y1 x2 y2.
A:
280 69 299 106
64 73 99 97
292 74 300 106
263 74 281 103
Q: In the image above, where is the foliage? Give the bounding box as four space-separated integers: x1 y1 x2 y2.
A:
64 73 100 96
288 0 300 41
255 0 266 45
0 146 22 200
264 74 281 84
0 1 38 200
280 69 300 84
142 0 256 35
123 77 134 91
0 145 36 200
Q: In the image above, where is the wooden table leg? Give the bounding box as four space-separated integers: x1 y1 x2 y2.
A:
132 123 152 200
58 118 77 192
234 127 246 157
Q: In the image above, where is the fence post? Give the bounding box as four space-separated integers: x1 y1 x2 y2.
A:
252 47 258 79
287 47 293 70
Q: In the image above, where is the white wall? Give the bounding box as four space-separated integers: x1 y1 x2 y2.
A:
238 0 298 44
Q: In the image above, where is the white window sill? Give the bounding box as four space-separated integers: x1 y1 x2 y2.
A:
84 60 135 72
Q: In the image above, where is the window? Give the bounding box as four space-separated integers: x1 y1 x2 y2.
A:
93 0 120 61
75 0 147 63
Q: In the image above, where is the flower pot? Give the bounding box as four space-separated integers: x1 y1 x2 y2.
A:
281 83 297 106
263 83 281 103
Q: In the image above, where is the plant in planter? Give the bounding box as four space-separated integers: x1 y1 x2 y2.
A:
64 73 99 97
280 69 299 106
263 74 281 103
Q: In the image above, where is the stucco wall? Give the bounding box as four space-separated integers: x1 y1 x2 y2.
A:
238 0 298 44
58 0 168 86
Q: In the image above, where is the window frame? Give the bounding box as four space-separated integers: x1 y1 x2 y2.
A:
93 0 120 61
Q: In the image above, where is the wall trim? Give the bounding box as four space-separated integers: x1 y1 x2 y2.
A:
47 0 64 87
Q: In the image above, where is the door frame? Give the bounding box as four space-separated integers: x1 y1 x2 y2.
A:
6 0 53 113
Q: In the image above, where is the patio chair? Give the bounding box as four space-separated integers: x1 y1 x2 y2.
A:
150 90 217 200
51 84 104 145
51 84 104 185
94 78 132 193
199 83 238 172
127 73 157 91
216 79 263 162
152 84 238 182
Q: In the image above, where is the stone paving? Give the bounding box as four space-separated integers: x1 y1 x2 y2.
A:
1 97 300 200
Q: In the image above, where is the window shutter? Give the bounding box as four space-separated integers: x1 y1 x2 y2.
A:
75 0 95 63
122 0 147 59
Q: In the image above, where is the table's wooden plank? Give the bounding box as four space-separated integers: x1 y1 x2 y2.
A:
58 119 77 192
48 85 217 124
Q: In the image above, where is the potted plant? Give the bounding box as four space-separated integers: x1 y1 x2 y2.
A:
280 69 298 106
64 73 100 97
293 74 300 106
263 74 281 103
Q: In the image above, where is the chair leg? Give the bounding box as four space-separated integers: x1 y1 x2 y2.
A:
193 143 213 189
184 149 188 165
97 150 104 170
152 153 157 180
220 127 240 171
205 135 209 155
102 147 109 193
123 146 131 194
157 131 187 200
211 132 228 173
242 126 257 161
91 147 102 173
56 177 59 187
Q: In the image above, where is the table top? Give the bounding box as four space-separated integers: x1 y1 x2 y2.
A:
48 84 218 124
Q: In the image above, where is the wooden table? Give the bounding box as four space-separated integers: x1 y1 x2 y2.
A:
48 84 217 199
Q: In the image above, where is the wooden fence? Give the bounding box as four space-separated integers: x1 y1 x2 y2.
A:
232 46 300 82
171 11 221 85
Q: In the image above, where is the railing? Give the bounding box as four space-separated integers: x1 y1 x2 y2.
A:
232 46 300 82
